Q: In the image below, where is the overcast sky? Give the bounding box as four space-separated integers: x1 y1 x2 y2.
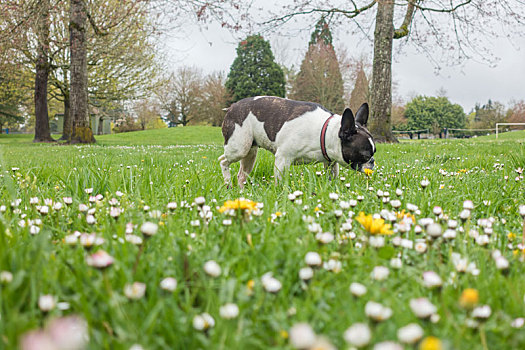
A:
162 13 525 114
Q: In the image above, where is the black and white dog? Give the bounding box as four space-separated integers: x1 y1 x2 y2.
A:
219 96 376 187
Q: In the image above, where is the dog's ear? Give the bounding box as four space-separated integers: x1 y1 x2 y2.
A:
355 103 369 126
339 108 356 140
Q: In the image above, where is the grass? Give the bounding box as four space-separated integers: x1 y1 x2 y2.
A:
95 126 224 145
0 126 224 146
475 129 525 142
0 127 524 349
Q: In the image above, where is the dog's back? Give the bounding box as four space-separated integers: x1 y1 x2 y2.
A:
222 96 329 145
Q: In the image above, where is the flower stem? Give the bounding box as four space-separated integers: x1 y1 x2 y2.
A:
480 325 488 350
521 218 524 249
103 270 112 296
132 241 146 275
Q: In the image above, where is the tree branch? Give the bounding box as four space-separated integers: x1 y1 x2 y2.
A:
86 10 109 36
394 0 417 39
261 1 377 25
413 0 473 13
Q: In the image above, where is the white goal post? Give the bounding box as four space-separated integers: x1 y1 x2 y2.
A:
496 123 525 139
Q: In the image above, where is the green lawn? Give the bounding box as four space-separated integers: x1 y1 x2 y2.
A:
0 128 524 349
0 126 224 146
96 126 224 145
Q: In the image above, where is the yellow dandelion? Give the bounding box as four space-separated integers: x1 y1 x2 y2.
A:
279 330 289 339
355 212 393 235
419 336 443 350
396 209 415 222
219 198 258 213
364 168 373 176
246 279 255 295
514 249 525 257
507 232 516 241
459 288 479 309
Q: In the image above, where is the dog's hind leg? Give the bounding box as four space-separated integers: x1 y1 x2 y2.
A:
237 146 258 188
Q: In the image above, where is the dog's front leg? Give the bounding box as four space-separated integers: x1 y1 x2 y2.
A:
274 153 291 183
218 154 232 186
324 162 339 180
330 162 339 180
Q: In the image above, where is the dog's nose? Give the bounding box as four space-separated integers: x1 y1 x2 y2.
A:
360 157 374 172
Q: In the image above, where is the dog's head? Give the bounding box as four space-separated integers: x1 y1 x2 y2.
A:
338 103 376 172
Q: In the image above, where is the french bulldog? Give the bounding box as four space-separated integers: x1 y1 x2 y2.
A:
219 96 376 187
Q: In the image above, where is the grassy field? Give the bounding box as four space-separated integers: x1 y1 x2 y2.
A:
0 127 524 349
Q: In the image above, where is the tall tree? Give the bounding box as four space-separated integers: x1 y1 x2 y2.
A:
48 0 159 140
349 66 369 114
134 99 162 130
309 16 333 46
290 18 345 113
195 72 231 126
1 0 159 140
157 66 203 126
508 100 525 125
33 0 55 142
156 69 230 127
368 1 395 142
471 100 508 129
0 53 29 132
3 1 66 138
226 35 285 103
68 0 156 143
405 95 465 134
69 0 95 143
0 0 56 141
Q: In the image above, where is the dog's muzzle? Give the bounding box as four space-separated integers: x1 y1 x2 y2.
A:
351 157 375 172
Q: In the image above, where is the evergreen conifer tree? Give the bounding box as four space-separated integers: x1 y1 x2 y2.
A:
309 17 333 46
226 35 285 103
290 18 344 113
349 67 369 114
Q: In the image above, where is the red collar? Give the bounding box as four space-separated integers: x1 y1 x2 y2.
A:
320 114 334 162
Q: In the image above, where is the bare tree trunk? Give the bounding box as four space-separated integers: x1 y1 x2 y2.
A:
60 93 72 140
33 0 54 143
69 0 95 144
369 0 397 143
59 65 72 141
